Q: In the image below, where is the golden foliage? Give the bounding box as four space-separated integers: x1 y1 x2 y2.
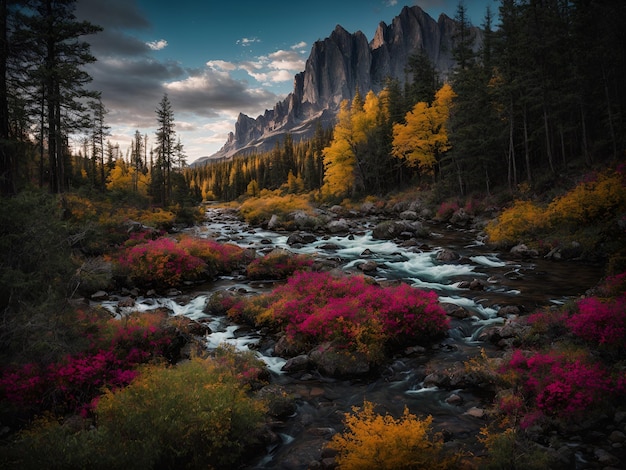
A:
239 190 313 225
328 400 456 470
485 200 547 244
391 83 456 174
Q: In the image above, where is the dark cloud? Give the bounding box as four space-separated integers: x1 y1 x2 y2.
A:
75 0 151 31
165 69 281 118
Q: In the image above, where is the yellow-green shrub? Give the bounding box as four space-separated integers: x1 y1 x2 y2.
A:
2 357 267 469
239 190 314 225
485 200 547 245
328 400 459 469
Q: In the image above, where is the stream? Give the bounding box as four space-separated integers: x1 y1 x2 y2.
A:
99 207 604 469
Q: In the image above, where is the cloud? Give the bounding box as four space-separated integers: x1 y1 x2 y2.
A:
237 37 261 47
164 69 280 118
291 41 308 50
206 60 238 72
146 39 168 51
384 0 398 6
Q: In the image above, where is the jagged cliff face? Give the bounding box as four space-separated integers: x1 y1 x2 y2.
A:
199 5 481 164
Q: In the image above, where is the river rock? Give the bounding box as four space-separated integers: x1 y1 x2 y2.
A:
441 302 474 319
464 407 485 418
327 218 350 233
309 343 370 377
287 232 317 246
446 393 463 405
436 249 460 262
399 210 419 220
267 214 280 230
282 354 311 373
372 220 426 240
357 260 378 273
450 208 471 226
90 290 108 301
510 243 539 258
258 384 297 419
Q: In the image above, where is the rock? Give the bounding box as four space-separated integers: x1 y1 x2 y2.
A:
464 407 485 418
441 302 473 319
309 343 370 377
446 393 463 405
594 448 619 466
510 243 539 259
90 290 108 301
436 249 460 262
497 305 521 317
450 208 471 226
118 296 135 307
609 430 626 443
281 354 311 373
357 260 378 273
423 371 450 388
399 210 419 220
372 220 426 240
267 214 280 230
257 384 297 419
319 242 341 251
327 219 350 233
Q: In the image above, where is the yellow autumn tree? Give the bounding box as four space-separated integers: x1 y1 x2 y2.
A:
328 401 457 470
106 159 149 195
392 83 456 175
322 90 389 199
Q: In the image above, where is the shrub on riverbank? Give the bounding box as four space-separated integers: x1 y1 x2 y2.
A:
246 250 313 279
0 311 177 420
328 400 462 469
227 271 449 362
114 235 248 287
1 357 267 469
238 190 315 226
488 272 626 431
485 166 626 252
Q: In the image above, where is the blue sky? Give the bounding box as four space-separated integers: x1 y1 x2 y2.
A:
76 0 496 163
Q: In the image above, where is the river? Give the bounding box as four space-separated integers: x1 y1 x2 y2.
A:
99 207 604 468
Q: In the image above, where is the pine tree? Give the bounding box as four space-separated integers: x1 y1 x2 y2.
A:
153 93 176 205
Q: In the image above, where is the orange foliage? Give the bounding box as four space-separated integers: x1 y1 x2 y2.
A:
328 401 456 470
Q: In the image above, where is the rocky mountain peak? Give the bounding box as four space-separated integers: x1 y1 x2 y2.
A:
194 5 481 166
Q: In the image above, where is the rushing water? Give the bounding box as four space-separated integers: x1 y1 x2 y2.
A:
98 208 604 468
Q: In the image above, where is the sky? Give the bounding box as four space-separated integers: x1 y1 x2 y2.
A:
75 0 497 164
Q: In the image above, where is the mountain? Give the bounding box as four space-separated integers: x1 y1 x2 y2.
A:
192 5 481 167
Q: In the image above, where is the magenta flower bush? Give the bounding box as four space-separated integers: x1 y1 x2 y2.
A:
566 295 626 349
246 251 313 280
501 349 616 427
115 235 251 287
0 313 174 417
116 237 206 287
228 271 449 362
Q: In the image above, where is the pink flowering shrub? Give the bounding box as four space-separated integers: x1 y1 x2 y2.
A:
177 235 248 275
435 200 460 221
246 251 313 280
116 237 206 287
0 312 174 417
501 350 615 427
566 295 626 350
228 272 449 362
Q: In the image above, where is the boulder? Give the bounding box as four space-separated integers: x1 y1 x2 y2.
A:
372 220 426 240
510 243 539 259
309 343 370 377
436 249 460 262
327 218 350 233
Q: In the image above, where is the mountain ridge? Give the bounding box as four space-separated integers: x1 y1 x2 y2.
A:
192 5 481 167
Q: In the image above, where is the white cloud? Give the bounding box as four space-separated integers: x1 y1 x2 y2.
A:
146 39 168 50
384 0 398 6
237 37 261 46
206 60 237 71
291 41 307 50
